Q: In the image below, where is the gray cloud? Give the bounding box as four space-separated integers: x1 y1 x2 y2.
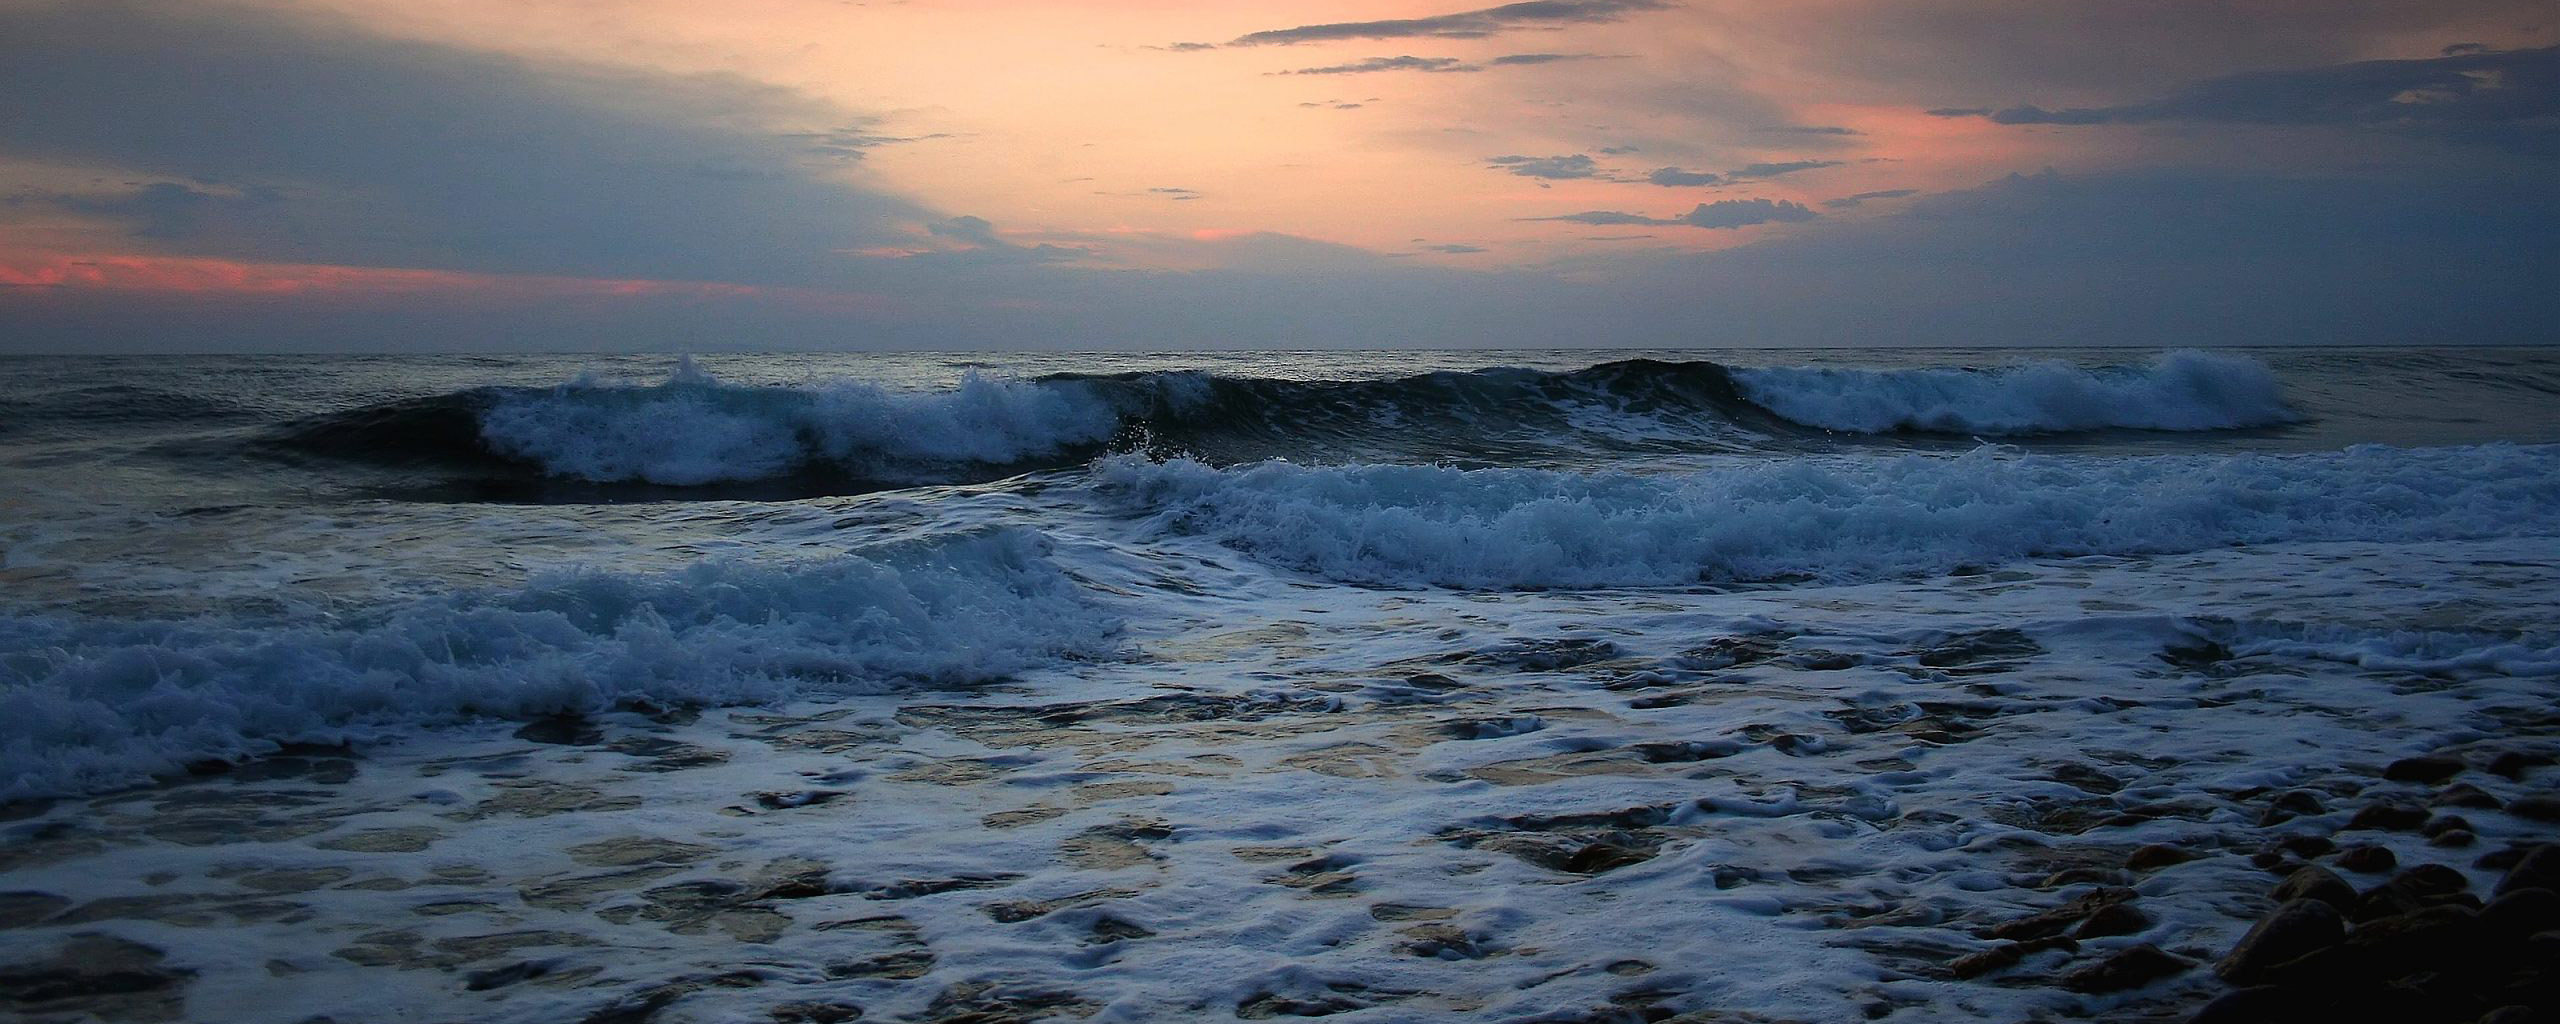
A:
1227 1 1675 47
1932 46 2559 135
1681 198 1820 227
13 181 285 240
1426 243 1490 253
1646 167 1722 186
0 0 930 284
787 124 959 160
7 168 2549 354
1728 159 1845 179
1644 159 1843 186
1540 210 1671 225
1279 52 1610 75
918 215 1085 263
1593 167 2559 349
1488 53 1613 66
1822 188 1920 209
1533 198 1819 227
1488 154 1603 179
1280 56 1477 75
1761 0 2553 102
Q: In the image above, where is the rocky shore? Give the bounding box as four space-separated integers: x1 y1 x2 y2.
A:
5 542 2557 1022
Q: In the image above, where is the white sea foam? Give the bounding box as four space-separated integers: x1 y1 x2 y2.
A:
478 364 1131 485
1094 443 2560 588
2210 619 2560 676
0 528 1116 798
1730 349 2297 434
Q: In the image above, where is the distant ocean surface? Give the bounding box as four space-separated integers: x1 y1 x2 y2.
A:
5 345 2559 795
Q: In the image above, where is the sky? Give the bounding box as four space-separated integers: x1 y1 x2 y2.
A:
0 0 2553 352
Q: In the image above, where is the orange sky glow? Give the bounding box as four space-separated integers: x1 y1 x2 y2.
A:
0 0 2549 345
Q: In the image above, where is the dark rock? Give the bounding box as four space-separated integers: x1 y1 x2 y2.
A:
2260 789 2328 826
0 935 193 1021
2478 888 2560 942
1987 887 2136 941
2250 850 2292 872
2253 904 2483 992
2495 846 2560 897
0 891 71 929
2335 844 2398 874
1949 944 2024 980
2386 755 2467 784
2259 857 2307 878
2073 902 2150 939
2350 867 2471 924
465 960 556 991
2347 801 2429 831
2489 750 2555 779
2040 867 2126 888
2272 866 2357 914
2431 829 2478 849
1236 991 1367 1019
770 1003 863 1024
2392 864 2472 897
515 715 603 746
2354 883 2430 924
2505 794 2560 822
2128 844 2199 872
2425 814 2477 837
2217 898 2347 984
2185 985 2305 1024
2339 904 2484 974
1560 842 1652 875
2061 943 2189 994
2434 783 2503 809
2277 834 2337 859
2477 845 2535 872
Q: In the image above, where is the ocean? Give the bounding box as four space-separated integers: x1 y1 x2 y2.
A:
4 346 2558 1022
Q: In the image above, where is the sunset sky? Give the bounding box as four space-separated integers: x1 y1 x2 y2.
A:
1 0 2553 350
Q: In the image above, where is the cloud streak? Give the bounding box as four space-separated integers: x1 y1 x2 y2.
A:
1643 159 1844 186
1277 52 1610 75
1223 1 1674 47
1535 198 1819 228
1930 46 2558 132
1488 154 1606 179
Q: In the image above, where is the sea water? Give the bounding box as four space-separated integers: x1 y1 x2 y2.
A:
2 346 2556 1021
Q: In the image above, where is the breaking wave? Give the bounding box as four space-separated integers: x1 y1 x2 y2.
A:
0 527 1116 798
258 351 2303 491
1093 443 2560 589
1729 350 2296 434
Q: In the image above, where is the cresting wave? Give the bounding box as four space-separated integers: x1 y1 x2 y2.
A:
1095 443 2560 589
0 528 1117 799
1729 349 2297 434
263 351 2302 488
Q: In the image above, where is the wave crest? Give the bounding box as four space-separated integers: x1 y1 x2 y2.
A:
478 362 1139 486
1731 350 2297 434
263 352 2304 493
0 527 1116 798
1096 444 2560 589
